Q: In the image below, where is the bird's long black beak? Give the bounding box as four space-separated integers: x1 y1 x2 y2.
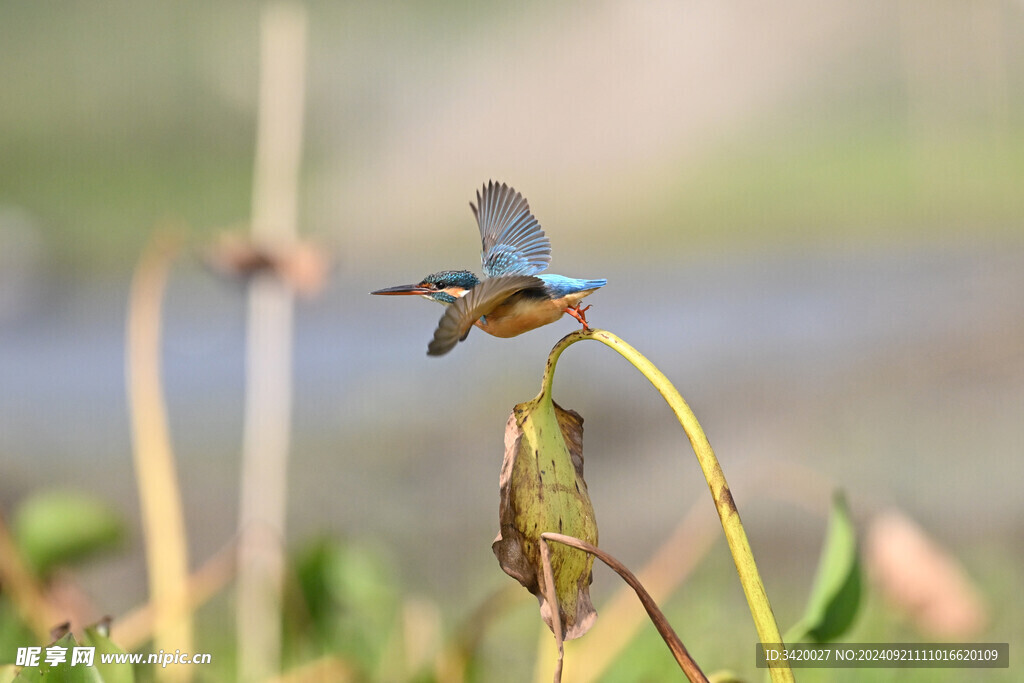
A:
370 284 432 295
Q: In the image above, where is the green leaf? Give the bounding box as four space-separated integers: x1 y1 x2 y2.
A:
82 624 134 683
12 491 123 576
0 597 37 666
290 538 396 671
12 633 104 683
492 395 598 640
786 491 862 644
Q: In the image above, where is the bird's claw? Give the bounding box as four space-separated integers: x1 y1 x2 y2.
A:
566 303 592 330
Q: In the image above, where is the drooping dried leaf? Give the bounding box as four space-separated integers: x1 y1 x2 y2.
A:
492 396 598 639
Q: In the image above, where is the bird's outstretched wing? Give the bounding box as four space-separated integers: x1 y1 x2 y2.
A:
427 275 545 356
473 181 551 278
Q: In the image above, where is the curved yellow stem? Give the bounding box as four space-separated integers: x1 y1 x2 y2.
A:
542 328 794 683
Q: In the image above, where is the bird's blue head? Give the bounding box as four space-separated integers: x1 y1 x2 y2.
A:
371 269 480 305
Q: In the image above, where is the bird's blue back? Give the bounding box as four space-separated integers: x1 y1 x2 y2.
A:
536 274 607 298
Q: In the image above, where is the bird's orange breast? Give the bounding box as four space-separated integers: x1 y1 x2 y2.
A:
473 288 600 338
473 295 563 338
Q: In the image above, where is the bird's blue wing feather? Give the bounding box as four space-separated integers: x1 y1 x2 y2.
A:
472 181 552 277
536 274 607 298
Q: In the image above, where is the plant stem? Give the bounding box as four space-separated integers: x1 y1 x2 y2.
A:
538 538 565 683
541 532 708 683
542 329 794 683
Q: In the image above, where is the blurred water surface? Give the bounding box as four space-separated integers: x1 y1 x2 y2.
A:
1 242 1021 611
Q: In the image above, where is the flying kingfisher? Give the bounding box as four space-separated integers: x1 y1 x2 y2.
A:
371 181 607 356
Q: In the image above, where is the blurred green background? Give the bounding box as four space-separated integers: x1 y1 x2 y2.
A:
1 1 1022 681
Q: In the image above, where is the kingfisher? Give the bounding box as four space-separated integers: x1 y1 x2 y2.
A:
371 181 607 356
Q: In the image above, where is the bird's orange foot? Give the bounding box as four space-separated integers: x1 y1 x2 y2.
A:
565 303 592 330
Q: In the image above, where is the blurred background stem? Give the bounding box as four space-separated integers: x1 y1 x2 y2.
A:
126 230 192 681
236 3 308 681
